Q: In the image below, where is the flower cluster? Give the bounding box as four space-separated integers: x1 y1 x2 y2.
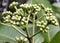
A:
45 8 59 26
2 2 59 33
2 11 12 22
36 21 49 32
16 36 28 43
45 8 53 13
2 2 41 27
9 1 18 8
38 4 45 9
20 4 41 14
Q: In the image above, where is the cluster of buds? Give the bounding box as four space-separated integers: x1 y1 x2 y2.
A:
44 8 59 26
2 11 12 22
38 4 45 9
2 11 27 27
45 7 53 13
2 2 42 26
20 4 41 14
16 36 28 43
36 21 49 32
2 2 59 33
9 1 18 8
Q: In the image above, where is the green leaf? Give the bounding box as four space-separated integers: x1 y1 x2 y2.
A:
0 24 26 43
34 34 44 43
31 0 52 7
50 31 60 43
43 25 60 43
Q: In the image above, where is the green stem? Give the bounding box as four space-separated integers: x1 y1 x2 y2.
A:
47 30 50 43
14 6 17 10
30 30 41 38
25 15 30 37
32 14 35 43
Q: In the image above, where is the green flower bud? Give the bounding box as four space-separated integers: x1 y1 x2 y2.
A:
45 8 53 13
55 22 59 26
24 38 28 41
13 21 16 24
21 22 24 25
2 11 12 16
10 20 14 24
46 16 50 20
16 37 20 41
46 26 49 30
9 1 18 8
40 28 43 31
16 22 20 25
20 36 24 40
41 25 45 28
39 4 45 9
5 19 9 22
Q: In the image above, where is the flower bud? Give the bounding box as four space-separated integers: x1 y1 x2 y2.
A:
20 36 24 40
40 28 43 31
9 1 18 8
24 38 28 41
16 37 20 41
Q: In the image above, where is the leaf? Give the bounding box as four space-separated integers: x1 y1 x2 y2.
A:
31 0 52 7
34 34 44 43
43 25 60 43
50 31 60 43
0 24 26 43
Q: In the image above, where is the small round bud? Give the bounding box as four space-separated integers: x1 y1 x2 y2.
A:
40 28 43 31
21 22 24 25
55 22 59 26
52 21 55 24
13 21 16 24
15 37 20 41
16 22 20 25
44 23 47 25
20 36 24 40
18 16 21 20
24 38 28 41
46 16 50 20
41 25 45 28
9 1 18 8
46 26 49 30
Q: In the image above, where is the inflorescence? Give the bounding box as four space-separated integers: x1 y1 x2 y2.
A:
2 2 59 32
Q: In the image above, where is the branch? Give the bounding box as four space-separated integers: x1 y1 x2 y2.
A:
30 30 41 38
25 15 30 37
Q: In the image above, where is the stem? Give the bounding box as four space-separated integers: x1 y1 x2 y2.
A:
27 38 32 43
47 30 50 43
25 15 30 37
30 30 41 38
32 14 35 43
14 6 17 10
